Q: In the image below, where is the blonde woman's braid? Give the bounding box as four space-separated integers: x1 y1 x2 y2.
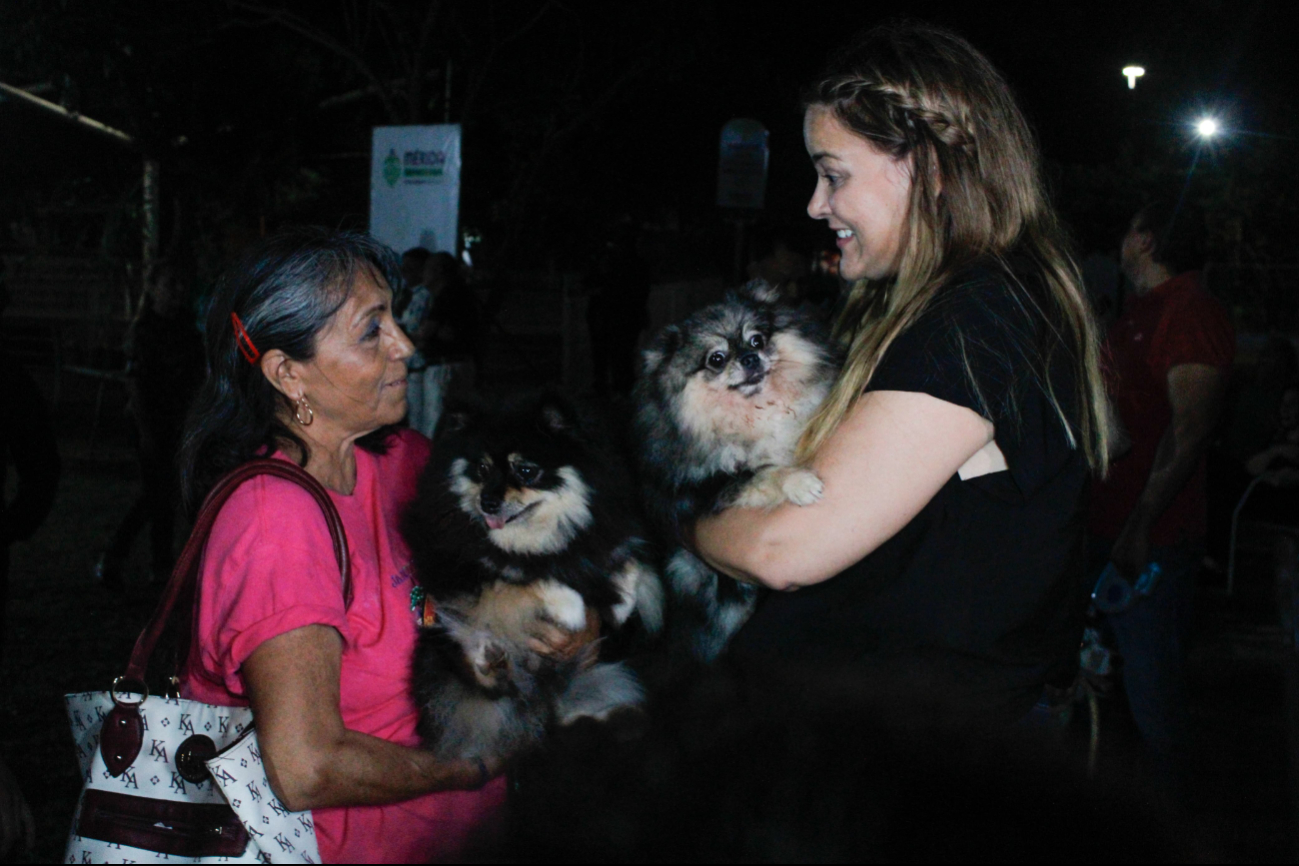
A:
909 103 977 153
829 77 977 157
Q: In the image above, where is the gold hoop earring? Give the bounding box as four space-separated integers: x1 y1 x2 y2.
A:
294 396 314 426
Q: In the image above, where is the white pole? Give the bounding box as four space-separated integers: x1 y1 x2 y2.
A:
0 80 134 145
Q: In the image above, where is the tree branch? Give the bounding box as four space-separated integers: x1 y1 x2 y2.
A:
226 0 400 123
459 0 555 120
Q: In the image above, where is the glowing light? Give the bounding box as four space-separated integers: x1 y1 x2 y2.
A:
1196 117 1220 138
1122 65 1145 89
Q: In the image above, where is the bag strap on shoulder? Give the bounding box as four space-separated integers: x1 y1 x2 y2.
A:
121 458 351 685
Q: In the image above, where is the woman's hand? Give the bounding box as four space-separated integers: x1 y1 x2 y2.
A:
438 754 507 790
526 607 602 667
244 625 506 812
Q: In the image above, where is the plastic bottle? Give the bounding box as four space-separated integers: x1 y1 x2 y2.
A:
1091 563 1133 613
1091 561 1162 614
1133 561 1163 597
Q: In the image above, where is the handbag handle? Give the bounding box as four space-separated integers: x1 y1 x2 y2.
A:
123 458 351 684
100 458 350 777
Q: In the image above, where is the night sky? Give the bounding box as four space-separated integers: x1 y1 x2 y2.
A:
1 1 1295 269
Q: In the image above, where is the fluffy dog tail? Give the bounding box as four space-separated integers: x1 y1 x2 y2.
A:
554 659 645 727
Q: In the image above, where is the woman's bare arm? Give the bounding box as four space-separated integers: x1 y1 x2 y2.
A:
243 625 496 812
694 390 993 590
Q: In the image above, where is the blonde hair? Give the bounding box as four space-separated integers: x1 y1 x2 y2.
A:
797 22 1110 473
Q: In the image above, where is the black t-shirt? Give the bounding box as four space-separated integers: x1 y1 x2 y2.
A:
729 262 1090 726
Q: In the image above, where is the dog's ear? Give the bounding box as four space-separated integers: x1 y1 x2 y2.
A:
536 395 578 436
434 401 475 438
641 324 682 377
737 278 781 306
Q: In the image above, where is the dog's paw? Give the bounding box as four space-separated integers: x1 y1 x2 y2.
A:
609 558 663 632
535 580 587 632
729 467 786 509
781 468 824 506
730 466 824 509
554 662 645 725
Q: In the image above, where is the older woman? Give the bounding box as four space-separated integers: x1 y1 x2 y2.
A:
177 229 552 862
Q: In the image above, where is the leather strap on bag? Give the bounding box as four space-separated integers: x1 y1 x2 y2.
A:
101 458 351 776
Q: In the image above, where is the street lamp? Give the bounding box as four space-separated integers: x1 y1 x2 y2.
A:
1195 117 1220 138
1122 65 1145 89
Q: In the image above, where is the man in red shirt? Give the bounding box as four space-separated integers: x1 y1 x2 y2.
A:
1089 200 1234 773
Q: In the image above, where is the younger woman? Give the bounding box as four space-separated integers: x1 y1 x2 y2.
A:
695 23 1111 727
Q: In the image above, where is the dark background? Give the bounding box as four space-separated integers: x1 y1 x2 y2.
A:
2 0 1297 282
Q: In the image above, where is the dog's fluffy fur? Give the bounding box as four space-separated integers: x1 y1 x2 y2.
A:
632 282 839 660
403 393 663 761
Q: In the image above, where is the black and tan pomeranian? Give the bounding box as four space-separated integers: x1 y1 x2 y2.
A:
632 282 839 661
403 392 663 761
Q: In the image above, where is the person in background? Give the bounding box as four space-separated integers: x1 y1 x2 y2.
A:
0 272 60 659
96 260 205 589
409 251 479 437
1087 200 1234 781
1244 380 1299 651
1080 250 1122 331
746 225 811 301
396 251 433 435
1207 337 1299 568
422 252 480 372
1230 339 1299 461
395 246 430 320
398 251 477 438
1243 383 1299 482
0 266 48 859
745 227 841 322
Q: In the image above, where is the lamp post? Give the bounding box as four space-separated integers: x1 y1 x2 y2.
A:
1122 65 1146 89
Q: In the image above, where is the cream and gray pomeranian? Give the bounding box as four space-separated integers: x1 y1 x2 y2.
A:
402 392 663 762
633 281 840 661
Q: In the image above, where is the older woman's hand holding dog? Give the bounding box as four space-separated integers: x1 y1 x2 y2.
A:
526 607 603 666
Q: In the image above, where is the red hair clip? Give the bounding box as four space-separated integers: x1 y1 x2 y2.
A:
231 312 260 364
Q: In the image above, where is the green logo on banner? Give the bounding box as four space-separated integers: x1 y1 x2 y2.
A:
383 149 401 187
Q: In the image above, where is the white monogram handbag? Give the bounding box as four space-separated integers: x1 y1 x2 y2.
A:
65 460 350 864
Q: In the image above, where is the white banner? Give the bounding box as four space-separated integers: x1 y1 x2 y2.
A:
369 124 462 256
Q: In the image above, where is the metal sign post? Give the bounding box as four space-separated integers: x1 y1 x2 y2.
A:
716 118 769 281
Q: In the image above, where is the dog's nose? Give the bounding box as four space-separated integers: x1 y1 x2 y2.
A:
480 494 502 515
739 352 762 371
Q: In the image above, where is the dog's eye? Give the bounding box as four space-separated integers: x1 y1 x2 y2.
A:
748 334 766 350
514 464 540 484
476 460 491 478
706 351 728 370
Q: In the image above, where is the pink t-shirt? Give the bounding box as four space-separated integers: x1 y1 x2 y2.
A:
181 429 505 864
